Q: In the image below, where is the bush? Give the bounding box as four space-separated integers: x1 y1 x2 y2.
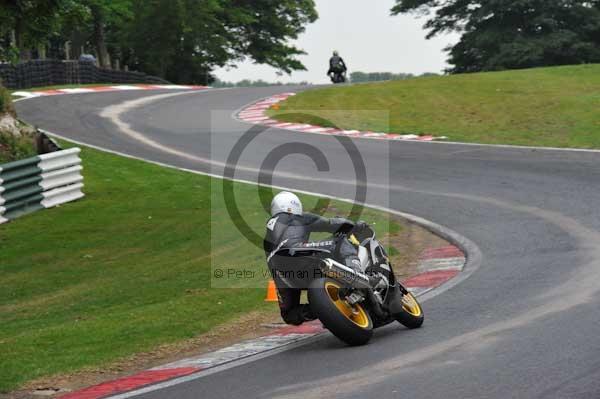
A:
0 130 37 164
0 81 36 164
0 82 14 115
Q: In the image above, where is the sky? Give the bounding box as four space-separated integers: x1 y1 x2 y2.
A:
214 0 459 84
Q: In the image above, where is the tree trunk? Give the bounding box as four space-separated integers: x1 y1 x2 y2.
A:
70 31 86 60
38 45 46 59
14 18 27 61
65 41 71 60
91 5 109 68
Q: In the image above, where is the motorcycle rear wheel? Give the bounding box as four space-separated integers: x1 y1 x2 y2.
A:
308 278 373 346
394 292 424 329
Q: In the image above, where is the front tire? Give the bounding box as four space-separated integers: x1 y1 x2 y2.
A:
394 292 424 329
308 278 373 346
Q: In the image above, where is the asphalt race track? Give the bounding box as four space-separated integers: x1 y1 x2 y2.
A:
16 87 600 399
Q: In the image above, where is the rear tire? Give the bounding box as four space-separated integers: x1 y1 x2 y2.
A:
394 292 424 329
308 278 373 346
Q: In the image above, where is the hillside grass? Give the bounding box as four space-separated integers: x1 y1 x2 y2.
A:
268 64 600 149
0 142 399 392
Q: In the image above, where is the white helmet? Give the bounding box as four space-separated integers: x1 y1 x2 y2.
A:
271 191 303 216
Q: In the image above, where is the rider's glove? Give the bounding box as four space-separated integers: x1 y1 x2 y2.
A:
330 217 353 226
330 217 355 234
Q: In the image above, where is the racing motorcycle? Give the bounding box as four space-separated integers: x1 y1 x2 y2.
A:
268 223 424 346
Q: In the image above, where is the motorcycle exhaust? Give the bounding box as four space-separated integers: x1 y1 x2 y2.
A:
321 258 372 290
321 259 389 318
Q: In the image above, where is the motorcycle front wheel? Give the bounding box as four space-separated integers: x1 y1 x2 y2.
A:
308 278 373 346
394 292 424 329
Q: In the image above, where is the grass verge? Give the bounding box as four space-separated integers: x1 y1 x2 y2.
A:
0 141 409 392
268 64 600 149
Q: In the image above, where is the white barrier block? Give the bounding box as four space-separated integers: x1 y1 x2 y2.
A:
41 183 84 209
39 148 82 172
40 165 84 191
39 148 81 161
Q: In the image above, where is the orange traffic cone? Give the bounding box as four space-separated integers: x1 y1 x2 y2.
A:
265 280 278 302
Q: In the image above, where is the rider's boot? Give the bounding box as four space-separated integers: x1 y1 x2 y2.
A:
301 305 317 322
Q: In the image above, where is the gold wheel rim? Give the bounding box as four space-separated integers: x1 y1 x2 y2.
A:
325 282 370 328
402 293 422 317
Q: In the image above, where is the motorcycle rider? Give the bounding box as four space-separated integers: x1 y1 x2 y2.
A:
264 191 365 326
327 50 347 79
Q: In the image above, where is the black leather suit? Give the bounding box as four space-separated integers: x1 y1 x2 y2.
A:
328 55 347 75
264 212 360 325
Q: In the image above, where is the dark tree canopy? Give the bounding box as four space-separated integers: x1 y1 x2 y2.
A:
392 0 600 73
0 0 318 84
123 0 317 84
0 0 64 60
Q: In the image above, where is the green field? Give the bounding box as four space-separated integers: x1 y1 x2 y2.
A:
268 65 600 149
0 142 398 392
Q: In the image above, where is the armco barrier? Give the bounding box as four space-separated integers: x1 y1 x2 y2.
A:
0 148 84 224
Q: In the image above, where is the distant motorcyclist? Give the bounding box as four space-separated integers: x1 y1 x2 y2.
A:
264 191 365 325
327 50 347 80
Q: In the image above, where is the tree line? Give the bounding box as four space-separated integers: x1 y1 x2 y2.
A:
212 78 311 88
0 0 317 84
350 71 438 83
2 1 599 85
392 0 600 73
